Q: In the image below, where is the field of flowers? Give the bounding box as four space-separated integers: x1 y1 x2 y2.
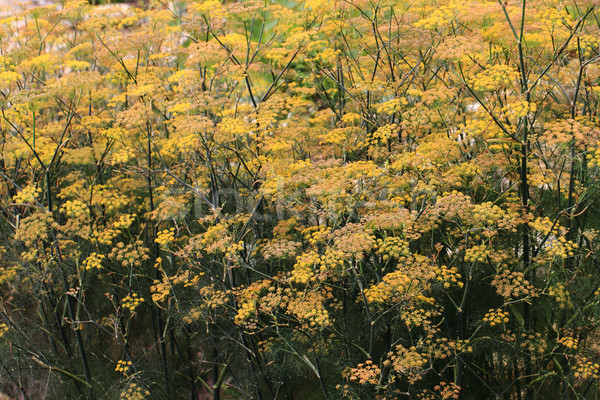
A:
1 0 600 399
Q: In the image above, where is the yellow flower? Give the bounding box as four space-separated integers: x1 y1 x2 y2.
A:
115 359 132 374
482 308 509 327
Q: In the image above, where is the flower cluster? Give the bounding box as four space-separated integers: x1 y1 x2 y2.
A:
464 244 491 263
587 147 600 168
261 239 301 260
290 250 344 284
151 271 201 303
401 306 440 329
155 228 176 247
545 236 578 259
234 280 271 326
235 300 257 326
0 323 8 339
122 293 143 312
302 225 332 246
109 241 150 268
501 101 537 121
347 360 381 385
371 124 399 143
120 382 150 400
433 265 463 289
60 200 89 219
520 332 546 355
376 236 410 261
115 360 132 375
290 251 319 284
333 224 377 260
14 212 55 247
454 339 473 354
558 336 579 350
468 65 520 91
482 308 509 327
384 345 427 384
12 185 41 205
548 283 571 308
434 381 461 400
574 360 600 379
83 253 105 271
341 112 361 125
376 98 408 115
287 290 331 328
364 271 412 304
414 1 466 30
491 270 537 299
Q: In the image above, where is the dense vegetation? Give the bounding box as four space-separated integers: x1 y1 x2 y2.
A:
1 0 600 398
